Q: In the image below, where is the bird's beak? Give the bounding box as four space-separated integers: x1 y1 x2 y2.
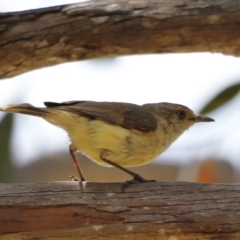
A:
190 115 215 122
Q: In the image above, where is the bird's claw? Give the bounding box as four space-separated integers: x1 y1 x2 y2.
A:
69 175 79 181
121 174 156 191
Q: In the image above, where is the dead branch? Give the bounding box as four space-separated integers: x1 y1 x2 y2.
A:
0 181 240 239
1 0 240 79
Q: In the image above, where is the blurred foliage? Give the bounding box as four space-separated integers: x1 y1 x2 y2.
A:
0 113 13 182
200 82 240 114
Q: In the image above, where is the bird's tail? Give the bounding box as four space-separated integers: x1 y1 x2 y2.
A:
0 103 50 118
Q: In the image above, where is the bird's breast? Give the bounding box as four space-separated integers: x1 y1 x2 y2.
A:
63 116 169 167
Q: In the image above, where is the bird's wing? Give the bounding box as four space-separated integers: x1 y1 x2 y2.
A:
44 101 157 132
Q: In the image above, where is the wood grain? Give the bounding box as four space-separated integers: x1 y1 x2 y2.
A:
1 0 240 79
0 181 240 239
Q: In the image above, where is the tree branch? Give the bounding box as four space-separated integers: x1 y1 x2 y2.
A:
0 181 240 239
1 0 240 79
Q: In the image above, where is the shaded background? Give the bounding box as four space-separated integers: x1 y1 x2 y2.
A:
0 0 240 184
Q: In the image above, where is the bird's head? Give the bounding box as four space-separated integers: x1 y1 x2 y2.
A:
149 102 214 135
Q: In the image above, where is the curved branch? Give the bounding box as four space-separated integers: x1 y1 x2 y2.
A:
0 0 240 79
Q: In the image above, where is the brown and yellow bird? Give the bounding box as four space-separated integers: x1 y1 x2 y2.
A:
0 101 214 184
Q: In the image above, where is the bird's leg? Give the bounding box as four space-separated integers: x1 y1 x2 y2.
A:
100 154 156 190
69 144 85 182
100 156 144 180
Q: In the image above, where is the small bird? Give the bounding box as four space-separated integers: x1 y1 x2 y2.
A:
0 101 214 184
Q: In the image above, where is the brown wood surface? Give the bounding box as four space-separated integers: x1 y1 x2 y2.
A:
1 0 240 79
0 181 240 239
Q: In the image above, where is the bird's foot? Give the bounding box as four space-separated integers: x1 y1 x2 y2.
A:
69 175 80 181
122 174 156 191
69 175 87 190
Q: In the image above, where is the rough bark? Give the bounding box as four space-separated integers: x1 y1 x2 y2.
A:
0 181 240 239
1 0 240 79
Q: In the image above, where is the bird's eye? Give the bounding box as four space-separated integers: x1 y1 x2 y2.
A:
177 111 185 119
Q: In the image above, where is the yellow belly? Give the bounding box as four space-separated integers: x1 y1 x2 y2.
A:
46 111 170 167
65 116 166 167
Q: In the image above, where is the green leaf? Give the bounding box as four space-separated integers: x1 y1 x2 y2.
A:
200 82 240 114
0 113 14 183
